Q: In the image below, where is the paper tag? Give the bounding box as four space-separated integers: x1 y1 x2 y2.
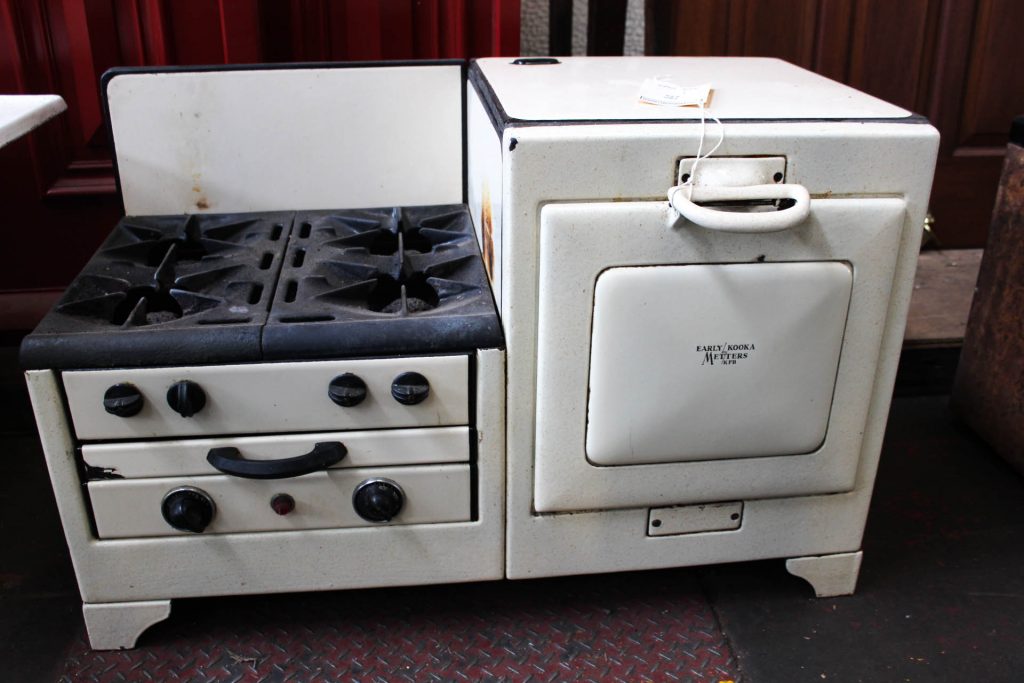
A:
639 79 711 107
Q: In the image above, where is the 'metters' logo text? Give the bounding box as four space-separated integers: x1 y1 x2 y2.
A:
697 343 756 366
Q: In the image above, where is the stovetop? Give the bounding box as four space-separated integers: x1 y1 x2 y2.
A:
20 205 503 369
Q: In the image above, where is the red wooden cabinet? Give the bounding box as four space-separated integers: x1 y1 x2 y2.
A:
0 0 520 331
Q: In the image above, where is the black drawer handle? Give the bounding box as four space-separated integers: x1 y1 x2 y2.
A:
206 442 347 479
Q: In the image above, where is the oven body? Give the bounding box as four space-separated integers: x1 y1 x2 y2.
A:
465 58 938 582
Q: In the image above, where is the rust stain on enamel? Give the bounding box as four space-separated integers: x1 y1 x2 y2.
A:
481 183 494 282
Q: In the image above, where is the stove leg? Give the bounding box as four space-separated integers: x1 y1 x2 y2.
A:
82 600 172 650
785 551 863 598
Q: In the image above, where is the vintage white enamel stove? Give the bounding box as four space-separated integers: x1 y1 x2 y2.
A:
23 57 938 650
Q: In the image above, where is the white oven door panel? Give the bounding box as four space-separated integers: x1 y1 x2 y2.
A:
89 464 470 538
82 426 469 478
63 355 468 440
533 197 906 512
587 262 852 465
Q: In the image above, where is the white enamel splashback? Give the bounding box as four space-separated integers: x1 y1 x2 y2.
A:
586 261 853 465
106 65 464 215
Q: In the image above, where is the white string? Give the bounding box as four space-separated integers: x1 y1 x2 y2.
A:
682 101 724 201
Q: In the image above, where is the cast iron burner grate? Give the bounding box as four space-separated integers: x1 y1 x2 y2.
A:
55 256 242 329
262 204 503 360
21 205 503 368
102 214 265 266
21 212 293 369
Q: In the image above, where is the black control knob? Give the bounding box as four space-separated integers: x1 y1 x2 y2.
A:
391 372 430 405
352 478 404 522
103 383 144 417
166 380 206 417
328 373 367 407
161 487 215 533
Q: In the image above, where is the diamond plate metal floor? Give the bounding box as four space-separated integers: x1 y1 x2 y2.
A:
57 571 740 683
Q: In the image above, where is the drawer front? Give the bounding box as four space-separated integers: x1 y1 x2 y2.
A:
89 464 471 538
64 355 469 440
82 427 470 479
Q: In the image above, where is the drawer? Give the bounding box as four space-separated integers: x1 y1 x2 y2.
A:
88 464 471 538
63 355 469 440
82 427 470 479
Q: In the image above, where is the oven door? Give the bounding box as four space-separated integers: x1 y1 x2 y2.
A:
533 197 908 512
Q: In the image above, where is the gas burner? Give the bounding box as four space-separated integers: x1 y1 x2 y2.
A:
111 286 184 325
55 263 245 329
336 273 440 313
310 250 477 316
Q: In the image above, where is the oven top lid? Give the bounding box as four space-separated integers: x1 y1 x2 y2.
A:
473 56 914 123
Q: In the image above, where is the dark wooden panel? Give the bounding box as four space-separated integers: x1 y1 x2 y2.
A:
646 0 729 56
930 157 1004 248
588 0 628 55
959 0 1024 148
922 0 978 156
0 136 122 291
812 0 854 81
736 0 818 66
550 0 572 56
847 0 937 112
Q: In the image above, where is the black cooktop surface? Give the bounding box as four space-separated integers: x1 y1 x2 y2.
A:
20 205 503 369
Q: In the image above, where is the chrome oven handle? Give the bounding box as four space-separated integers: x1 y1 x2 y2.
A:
206 441 347 479
668 183 811 233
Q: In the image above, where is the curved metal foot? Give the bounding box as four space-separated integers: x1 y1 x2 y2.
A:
82 600 172 650
785 551 863 598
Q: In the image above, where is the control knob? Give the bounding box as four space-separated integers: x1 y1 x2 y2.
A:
391 372 430 405
103 383 144 417
166 380 206 417
161 487 215 533
328 373 367 407
352 478 404 522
